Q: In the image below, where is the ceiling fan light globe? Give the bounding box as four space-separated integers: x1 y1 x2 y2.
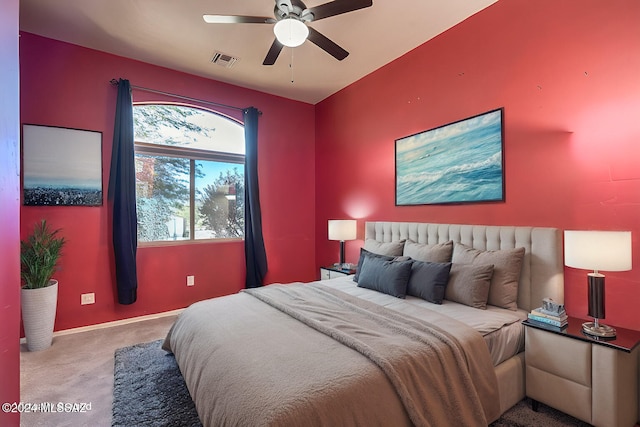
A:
273 18 309 47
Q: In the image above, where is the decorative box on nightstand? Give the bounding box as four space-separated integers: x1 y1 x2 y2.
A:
320 265 356 280
524 316 640 427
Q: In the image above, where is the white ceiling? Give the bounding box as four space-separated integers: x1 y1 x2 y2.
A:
19 0 497 105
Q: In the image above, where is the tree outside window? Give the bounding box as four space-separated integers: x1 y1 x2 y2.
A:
133 104 244 243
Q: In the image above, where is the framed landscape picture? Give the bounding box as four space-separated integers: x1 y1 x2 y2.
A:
22 124 103 206
395 108 504 206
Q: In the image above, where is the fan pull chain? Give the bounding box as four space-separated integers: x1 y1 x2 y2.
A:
290 48 295 83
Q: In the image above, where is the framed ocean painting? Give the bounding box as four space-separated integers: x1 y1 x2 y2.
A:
395 108 504 206
22 124 103 206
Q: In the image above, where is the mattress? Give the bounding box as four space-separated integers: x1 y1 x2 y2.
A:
322 274 526 366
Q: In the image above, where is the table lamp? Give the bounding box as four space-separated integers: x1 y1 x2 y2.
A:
564 230 632 337
328 220 357 268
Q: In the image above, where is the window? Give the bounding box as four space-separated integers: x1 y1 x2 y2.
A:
133 104 245 243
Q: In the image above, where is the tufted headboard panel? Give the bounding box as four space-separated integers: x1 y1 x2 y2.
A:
365 222 564 312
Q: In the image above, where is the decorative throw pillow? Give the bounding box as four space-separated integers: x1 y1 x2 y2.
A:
445 263 494 309
363 239 406 256
403 240 453 263
406 261 452 304
452 243 525 310
353 247 410 282
357 255 413 298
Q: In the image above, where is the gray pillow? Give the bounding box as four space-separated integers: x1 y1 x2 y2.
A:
357 255 413 298
353 248 410 282
452 243 525 310
445 263 494 309
403 240 453 263
407 261 452 304
363 239 405 256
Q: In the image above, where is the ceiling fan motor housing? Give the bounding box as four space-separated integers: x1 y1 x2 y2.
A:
274 1 314 22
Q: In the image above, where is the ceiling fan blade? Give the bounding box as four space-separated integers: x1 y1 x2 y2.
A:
203 15 275 24
307 27 348 61
263 39 284 65
305 0 372 21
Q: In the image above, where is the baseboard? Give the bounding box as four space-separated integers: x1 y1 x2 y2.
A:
20 309 184 344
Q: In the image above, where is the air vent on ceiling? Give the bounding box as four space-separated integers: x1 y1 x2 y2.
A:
211 51 239 68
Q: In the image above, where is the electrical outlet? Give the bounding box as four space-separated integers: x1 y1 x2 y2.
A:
187 275 195 286
81 293 95 305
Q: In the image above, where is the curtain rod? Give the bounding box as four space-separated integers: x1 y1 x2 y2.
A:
109 79 260 114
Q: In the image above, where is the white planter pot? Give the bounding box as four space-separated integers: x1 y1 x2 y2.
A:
21 280 58 351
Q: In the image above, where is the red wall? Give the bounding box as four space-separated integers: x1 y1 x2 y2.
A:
315 0 640 330
20 33 316 331
18 0 640 335
0 0 21 424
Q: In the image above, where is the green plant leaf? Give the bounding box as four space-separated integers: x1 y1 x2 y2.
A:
20 220 66 289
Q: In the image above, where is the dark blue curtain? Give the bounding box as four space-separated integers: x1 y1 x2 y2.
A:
244 107 268 288
108 79 138 304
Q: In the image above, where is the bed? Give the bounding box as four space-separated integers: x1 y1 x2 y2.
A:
163 221 564 426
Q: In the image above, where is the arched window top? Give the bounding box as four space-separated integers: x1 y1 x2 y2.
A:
133 104 245 155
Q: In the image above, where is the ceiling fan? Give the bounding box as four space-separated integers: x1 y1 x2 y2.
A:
203 0 373 65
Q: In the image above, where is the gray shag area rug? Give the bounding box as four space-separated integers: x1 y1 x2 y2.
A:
112 340 202 427
489 401 591 427
113 340 590 427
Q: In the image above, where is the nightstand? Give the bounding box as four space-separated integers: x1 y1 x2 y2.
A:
320 265 356 280
524 316 640 427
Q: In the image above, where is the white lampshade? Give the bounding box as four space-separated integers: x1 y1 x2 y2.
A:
273 18 309 47
328 220 357 241
564 230 632 272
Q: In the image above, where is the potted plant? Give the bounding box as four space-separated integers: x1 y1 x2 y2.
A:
20 220 66 351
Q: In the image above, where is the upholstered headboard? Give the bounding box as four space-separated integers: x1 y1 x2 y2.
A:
365 222 564 312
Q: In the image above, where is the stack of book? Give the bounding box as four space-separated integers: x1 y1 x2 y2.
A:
527 306 568 330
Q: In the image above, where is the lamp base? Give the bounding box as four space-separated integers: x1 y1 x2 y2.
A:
582 321 616 338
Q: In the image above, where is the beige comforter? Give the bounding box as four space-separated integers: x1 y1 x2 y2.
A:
163 282 500 427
